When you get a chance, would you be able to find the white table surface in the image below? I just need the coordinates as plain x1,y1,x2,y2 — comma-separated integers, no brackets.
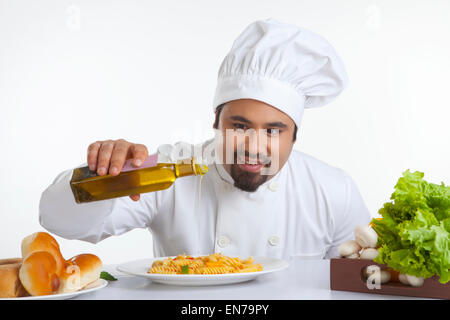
74,258,430,300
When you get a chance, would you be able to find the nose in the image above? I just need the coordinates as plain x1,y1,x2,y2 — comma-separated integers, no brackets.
245,129,270,163
245,129,259,157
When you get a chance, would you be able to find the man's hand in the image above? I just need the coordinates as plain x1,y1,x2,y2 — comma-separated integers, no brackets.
87,139,149,201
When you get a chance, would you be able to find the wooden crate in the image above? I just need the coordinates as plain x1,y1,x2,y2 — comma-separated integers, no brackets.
330,258,450,299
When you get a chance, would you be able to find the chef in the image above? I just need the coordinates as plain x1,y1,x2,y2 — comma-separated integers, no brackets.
39,19,371,260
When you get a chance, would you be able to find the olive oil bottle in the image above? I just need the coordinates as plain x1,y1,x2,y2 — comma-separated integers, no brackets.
70,157,208,203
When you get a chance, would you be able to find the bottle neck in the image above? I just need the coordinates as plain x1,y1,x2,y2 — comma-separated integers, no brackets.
175,160,209,177
175,163,196,177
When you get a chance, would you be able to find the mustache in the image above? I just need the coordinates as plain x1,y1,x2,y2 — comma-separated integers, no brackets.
233,150,272,166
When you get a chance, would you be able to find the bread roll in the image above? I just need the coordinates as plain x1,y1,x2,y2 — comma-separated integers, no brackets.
21,232,65,275
19,251,61,296
57,254,102,294
0,258,29,298
19,232,103,296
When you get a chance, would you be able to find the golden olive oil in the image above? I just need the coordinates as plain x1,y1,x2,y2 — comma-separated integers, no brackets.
70,158,208,203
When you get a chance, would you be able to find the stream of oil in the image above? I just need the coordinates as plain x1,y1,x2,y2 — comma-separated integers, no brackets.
196,174,203,255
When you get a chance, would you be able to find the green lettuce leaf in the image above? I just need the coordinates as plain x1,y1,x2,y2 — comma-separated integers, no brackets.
372,170,450,284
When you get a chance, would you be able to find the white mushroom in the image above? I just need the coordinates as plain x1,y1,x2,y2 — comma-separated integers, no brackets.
398,273,424,287
363,266,391,285
338,240,362,257
345,253,360,259
380,270,391,284
398,273,410,285
354,225,378,248
405,274,424,287
360,248,379,260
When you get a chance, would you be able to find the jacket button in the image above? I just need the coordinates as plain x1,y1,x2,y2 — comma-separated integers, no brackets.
268,235,280,246
217,236,230,248
268,181,278,192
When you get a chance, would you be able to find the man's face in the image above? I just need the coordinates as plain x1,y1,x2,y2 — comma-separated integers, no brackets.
215,99,296,192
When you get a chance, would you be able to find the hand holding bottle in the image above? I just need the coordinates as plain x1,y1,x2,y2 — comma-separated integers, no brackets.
71,141,207,204
86,139,149,201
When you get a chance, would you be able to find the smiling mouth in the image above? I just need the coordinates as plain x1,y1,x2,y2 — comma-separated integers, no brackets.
238,163,264,172
236,156,269,172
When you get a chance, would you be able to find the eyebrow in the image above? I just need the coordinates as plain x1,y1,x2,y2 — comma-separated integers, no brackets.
229,116,288,129
265,121,288,129
229,115,251,123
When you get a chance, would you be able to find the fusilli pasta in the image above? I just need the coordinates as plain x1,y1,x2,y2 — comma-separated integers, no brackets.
147,253,263,275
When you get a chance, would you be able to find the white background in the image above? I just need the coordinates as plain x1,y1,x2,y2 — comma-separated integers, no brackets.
1,0,449,264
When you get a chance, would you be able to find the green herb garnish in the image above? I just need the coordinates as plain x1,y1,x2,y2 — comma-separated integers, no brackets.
100,271,118,281
181,265,190,274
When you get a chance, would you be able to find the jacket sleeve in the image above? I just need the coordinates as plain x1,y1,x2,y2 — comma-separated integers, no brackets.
39,162,157,244
324,174,372,259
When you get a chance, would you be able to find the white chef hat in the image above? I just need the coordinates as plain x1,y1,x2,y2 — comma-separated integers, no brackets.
212,18,349,126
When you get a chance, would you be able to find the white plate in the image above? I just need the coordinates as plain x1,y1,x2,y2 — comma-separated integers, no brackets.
0,279,108,300
116,256,289,286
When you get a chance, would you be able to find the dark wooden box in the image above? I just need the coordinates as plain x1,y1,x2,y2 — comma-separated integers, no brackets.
330,258,450,299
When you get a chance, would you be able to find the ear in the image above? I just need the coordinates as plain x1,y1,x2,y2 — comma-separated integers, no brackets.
292,124,298,142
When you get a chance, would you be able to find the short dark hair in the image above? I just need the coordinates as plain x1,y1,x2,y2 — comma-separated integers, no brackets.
213,103,298,142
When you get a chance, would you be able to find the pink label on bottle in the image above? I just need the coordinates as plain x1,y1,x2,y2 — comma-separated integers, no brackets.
121,153,158,172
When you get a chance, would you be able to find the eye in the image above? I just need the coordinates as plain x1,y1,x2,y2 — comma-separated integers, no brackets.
266,128,280,136
233,123,248,130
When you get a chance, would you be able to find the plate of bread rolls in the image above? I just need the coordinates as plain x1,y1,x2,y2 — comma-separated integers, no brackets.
0,232,107,300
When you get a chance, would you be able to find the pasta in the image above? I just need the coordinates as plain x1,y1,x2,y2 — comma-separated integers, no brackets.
147,253,263,275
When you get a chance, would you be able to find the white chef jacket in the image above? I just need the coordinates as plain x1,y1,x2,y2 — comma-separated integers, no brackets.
39,141,371,261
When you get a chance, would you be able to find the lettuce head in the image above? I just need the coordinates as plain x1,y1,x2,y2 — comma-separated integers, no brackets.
371,170,450,284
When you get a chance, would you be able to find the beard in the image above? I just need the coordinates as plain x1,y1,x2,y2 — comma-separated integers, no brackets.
229,151,271,192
